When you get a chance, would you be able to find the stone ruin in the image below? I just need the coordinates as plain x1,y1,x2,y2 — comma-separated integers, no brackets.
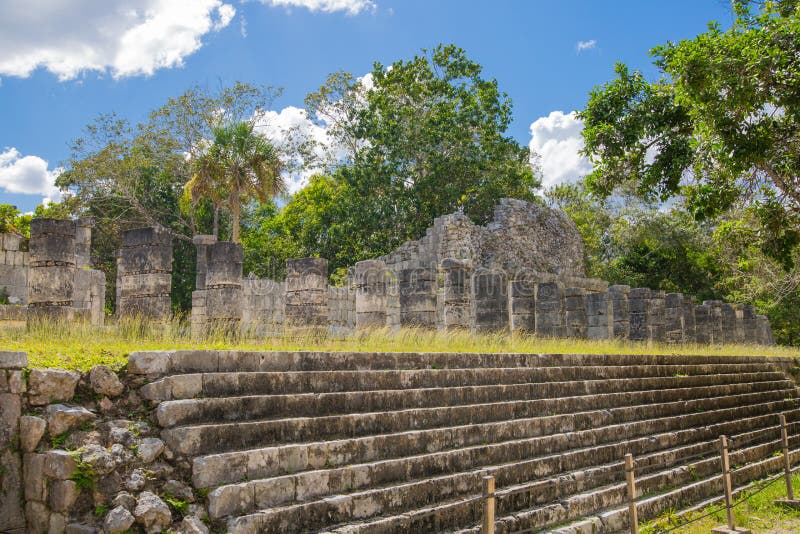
0,219,105,325
0,200,777,344
185,198,774,345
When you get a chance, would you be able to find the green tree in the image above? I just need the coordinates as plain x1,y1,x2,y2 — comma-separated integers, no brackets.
0,204,30,236
294,44,539,268
186,121,284,242
580,0,800,266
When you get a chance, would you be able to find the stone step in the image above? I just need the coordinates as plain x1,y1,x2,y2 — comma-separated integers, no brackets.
227,422,800,533
142,363,784,401
156,375,791,427
479,438,800,534
209,408,799,521
203,399,797,520
129,350,794,377
192,395,795,489
165,388,794,458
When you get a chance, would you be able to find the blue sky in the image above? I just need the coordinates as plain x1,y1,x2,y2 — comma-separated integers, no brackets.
0,0,733,212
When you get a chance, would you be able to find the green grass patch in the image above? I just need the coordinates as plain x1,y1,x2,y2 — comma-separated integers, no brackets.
643,473,800,533
1,317,798,371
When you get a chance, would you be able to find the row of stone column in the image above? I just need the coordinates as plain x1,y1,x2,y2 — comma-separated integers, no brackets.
352,258,774,344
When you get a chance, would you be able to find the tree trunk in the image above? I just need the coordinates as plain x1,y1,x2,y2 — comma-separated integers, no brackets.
213,205,219,238
231,187,241,243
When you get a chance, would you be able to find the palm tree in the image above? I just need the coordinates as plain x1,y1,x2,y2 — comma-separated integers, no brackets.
186,121,284,242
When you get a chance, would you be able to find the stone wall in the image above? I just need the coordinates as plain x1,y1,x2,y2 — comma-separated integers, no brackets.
0,233,28,305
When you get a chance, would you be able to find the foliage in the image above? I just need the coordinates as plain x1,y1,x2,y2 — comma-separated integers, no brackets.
186,121,284,242
294,44,540,271
0,204,31,237
50,82,279,312
580,0,800,266
546,180,800,344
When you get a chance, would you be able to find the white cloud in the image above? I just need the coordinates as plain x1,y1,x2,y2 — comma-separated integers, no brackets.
0,0,235,80
254,106,342,193
258,0,376,15
576,39,597,52
529,111,592,189
0,148,62,204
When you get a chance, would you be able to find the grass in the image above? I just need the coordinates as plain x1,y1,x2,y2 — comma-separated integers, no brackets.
1,316,798,371
642,473,800,533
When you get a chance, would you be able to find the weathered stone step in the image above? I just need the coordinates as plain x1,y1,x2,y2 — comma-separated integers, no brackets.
164,388,794,457
199,403,785,493
208,407,800,522
228,425,800,533
479,438,800,534
142,363,783,401
192,396,795,490
129,350,796,377
156,375,791,427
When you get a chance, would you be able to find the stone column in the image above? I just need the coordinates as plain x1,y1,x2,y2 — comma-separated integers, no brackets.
535,281,565,338
27,219,76,321
682,296,697,342
741,305,758,343
609,285,630,339
704,300,723,343
441,259,472,330
74,218,93,269
508,277,535,333
695,303,711,344
564,287,587,339
0,352,26,533
193,235,218,291
355,260,388,329
205,242,243,334
628,288,650,341
472,269,509,332
398,266,437,327
756,315,775,345
664,293,685,343
720,303,737,344
648,290,666,342
586,291,613,340
117,227,173,320
285,258,329,331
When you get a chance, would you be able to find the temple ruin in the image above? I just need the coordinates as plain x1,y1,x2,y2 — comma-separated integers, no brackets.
0,200,777,344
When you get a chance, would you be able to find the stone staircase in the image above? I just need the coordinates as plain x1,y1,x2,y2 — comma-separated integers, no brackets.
128,351,800,533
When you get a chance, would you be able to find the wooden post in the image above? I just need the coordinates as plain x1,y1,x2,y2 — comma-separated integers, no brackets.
482,475,495,534
625,453,639,534
781,414,794,500
720,435,735,530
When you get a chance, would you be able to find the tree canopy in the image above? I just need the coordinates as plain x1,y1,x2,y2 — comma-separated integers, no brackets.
580,0,800,267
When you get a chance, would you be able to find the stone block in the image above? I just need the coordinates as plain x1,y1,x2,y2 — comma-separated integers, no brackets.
206,242,243,287
122,227,172,248
119,272,171,297
119,246,173,273
27,265,75,305
44,450,77,480
49,480,78,512
0,351,27,369
47,404,95,436
24,453,47,502
25,501,49,534
206,287,243,320
20,415,47,452
28,369,80,406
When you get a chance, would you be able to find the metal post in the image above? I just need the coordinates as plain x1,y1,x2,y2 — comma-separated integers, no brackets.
781,414,794,500
720,435,735,530
625,453,639,534
482,475,495,534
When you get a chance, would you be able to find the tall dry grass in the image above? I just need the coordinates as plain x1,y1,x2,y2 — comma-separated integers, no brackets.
1,315,798,371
